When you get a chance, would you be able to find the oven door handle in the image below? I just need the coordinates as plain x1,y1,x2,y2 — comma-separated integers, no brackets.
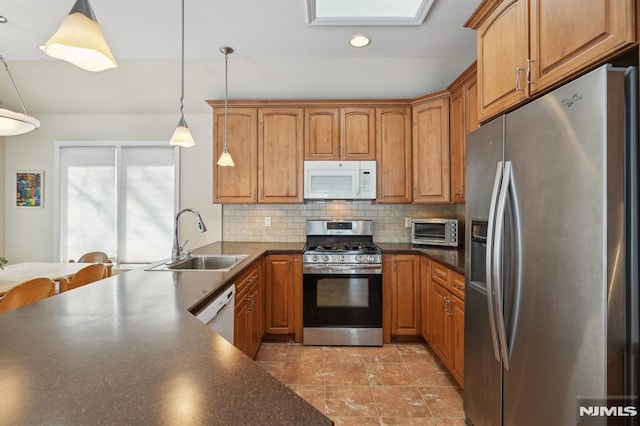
303,264,382,274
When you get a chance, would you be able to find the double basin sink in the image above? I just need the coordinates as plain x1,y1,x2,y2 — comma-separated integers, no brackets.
146,254,248,272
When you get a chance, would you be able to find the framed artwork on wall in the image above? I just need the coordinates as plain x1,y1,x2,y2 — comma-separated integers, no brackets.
16,171,44,208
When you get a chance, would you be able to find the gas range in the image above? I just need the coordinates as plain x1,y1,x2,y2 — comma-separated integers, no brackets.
302,219,383,346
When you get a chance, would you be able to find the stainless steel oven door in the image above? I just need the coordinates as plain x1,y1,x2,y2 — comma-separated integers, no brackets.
303,269,382,346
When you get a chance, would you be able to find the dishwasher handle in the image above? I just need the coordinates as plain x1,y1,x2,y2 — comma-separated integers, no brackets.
196,284,235,324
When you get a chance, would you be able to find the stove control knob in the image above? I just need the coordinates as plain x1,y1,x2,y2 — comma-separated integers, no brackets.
367,255,374,262
323,255,331,262
339,255,345,262
356,255,363,262
312,255,318,262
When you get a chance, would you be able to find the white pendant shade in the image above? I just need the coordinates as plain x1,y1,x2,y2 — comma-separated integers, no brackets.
0,109,40,136
42,1,117,72
216,149,235,167
170,120,195,148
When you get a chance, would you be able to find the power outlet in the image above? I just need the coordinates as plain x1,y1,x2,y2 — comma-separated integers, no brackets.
265,216,272,227
405,217,412,228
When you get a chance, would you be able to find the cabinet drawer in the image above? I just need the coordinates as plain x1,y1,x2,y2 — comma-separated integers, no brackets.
235,264,259,298
450,271,465,301
431,262,450,287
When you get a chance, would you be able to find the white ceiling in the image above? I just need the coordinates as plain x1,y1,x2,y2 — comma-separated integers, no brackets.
0,0,481,115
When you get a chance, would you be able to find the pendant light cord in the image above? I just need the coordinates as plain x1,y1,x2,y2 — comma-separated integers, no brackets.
179,0,185,120
224,50,229,151
0,54,30,115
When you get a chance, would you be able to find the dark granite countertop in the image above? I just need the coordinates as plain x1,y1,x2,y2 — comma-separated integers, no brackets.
0,241,331,425
376,243,465,274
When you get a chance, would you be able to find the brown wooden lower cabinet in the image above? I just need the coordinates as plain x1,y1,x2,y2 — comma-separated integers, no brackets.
430,282,452,365
265,254,301,337
234,258,265,359
387,254,421,336
420,257,432,342
451,294,465,386
429,267,465,387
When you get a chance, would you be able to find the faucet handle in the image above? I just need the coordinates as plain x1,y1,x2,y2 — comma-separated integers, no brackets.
179,239,189,251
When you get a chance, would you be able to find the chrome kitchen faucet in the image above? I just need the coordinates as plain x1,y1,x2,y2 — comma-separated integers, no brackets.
171,208,207,263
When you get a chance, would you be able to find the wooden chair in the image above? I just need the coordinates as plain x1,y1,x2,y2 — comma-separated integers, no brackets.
69,251,113,277
0,278,56,313
59,264,107,293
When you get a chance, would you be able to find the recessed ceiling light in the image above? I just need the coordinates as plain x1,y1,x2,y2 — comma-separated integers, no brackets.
349,35,371,48
0,16,8,24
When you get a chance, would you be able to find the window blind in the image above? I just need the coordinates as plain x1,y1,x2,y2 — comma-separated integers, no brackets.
59,144,177,265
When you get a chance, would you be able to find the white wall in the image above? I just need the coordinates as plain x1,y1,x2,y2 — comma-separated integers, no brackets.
0,136,4,256
3,113,221,263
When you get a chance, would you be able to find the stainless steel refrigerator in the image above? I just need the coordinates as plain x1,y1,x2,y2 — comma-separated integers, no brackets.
464,64,639,426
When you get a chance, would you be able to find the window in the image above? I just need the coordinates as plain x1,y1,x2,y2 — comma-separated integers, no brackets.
56,142,179,266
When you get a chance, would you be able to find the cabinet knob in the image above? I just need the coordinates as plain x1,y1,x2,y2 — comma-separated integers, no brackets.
453,283,464,291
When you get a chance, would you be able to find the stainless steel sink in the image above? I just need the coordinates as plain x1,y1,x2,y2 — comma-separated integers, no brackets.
146,255,248,271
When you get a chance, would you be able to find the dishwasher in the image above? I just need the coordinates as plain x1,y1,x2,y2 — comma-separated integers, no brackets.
195,284,235,344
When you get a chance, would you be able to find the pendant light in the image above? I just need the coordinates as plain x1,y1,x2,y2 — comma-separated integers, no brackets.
0,54,40,136
169,0,195,148
42,0,117,72
216,46,234,167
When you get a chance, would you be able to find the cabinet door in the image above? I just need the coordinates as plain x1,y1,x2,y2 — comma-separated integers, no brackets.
376,107,412,203
247,279,261,358
213,108,258,203
451,296,465,386
258,108,304,203
304,108,340,160
265,255,295,334
529,0,635,94
477,0,529,122
450,87,466,204
391,255,421,336
412,96,450,203
341,107,376,160
430,283,451,366
234,293,250,356
255,258,265,344
465,73,479,133
420,257,432,343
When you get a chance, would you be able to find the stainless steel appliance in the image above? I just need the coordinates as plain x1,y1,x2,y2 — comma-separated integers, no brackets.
195,284,235,344
303,219,383,346
411,218,461,247
304,161,377,200
464,64,639,425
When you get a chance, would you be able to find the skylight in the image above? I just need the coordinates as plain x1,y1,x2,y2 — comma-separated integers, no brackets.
306,0,435,26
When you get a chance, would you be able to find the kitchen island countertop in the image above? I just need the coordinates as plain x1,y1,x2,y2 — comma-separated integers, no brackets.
0,241,331,425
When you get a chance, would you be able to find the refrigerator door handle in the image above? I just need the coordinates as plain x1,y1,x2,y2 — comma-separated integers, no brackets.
494,160,512,371
486,161,503,362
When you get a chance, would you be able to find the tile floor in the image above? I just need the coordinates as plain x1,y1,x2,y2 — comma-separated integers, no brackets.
255,341,465,425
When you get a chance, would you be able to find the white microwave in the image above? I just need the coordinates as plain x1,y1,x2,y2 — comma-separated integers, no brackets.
304,161,376,200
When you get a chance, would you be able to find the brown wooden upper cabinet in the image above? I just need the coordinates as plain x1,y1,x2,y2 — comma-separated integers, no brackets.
304,107,375,160
468,0,636,122
213,108,258,203
258,108,304,203
412,94,451,203
212,106,303,203
448,63,478,204
376,107,412,203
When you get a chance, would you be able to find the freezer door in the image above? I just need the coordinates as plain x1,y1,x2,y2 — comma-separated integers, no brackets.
502,65,626,425
464,116,504,426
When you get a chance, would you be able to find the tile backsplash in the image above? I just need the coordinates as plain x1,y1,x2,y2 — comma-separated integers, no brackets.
222,202,464,243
